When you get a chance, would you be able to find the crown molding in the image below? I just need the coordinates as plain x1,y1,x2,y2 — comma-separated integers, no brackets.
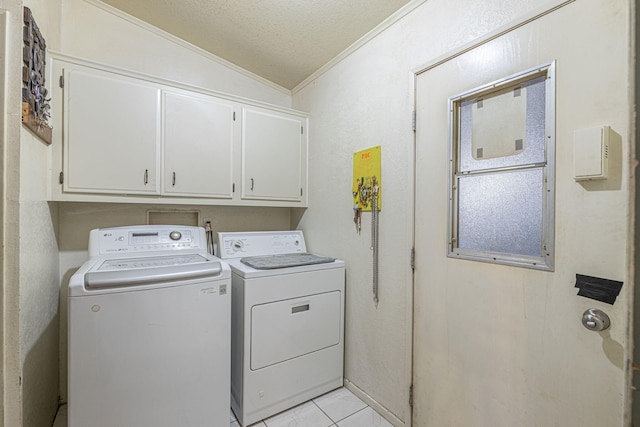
292,0,428,94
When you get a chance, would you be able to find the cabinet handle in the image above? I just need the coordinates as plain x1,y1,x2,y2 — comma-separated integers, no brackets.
250,178,254,191
144,169,148,185
172,172,176,187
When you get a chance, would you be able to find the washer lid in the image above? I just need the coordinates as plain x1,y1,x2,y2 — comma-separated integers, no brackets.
85,255,223,290
97,254,209,271
68,253,229,295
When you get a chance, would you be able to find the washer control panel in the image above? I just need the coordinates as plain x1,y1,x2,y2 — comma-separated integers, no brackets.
89,225,203,256
217,231,306,259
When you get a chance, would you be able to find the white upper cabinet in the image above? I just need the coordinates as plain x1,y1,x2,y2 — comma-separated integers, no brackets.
242,107,307,202
51,56,308,207
162,91,235,198
64,68,161,194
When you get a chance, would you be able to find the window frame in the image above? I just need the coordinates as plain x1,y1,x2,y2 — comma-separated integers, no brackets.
447,62,556,271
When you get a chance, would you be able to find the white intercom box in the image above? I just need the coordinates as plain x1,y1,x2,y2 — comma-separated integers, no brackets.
573,125,610,181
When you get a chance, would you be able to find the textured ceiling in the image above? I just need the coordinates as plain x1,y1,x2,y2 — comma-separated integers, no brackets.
99,0,412,90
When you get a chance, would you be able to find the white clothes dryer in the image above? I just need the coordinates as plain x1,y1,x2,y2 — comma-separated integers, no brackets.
217,231,345,427
68,225,231,427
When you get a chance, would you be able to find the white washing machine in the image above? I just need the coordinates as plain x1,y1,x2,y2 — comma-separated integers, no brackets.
68,225,231,427
217,230,345,426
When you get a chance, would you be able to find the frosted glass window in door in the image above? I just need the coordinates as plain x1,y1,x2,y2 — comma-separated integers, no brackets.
456,169,543,257
448,64,555,270
459,76,546,172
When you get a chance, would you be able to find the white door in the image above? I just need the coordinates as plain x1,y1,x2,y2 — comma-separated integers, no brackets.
241,107,305,202
414,2,632,426
163,91,234,198
64,67,160,194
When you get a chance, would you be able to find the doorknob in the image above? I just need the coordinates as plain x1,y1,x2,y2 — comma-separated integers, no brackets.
581,308,611,331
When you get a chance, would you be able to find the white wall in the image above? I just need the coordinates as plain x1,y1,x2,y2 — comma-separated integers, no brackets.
0,2,24,425
19,131,60,427
634,1,640,422
291,0,624,424
8,0,63,426
59,0,291,107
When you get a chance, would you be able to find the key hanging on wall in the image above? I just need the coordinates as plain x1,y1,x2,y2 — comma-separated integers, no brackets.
352,146,382,306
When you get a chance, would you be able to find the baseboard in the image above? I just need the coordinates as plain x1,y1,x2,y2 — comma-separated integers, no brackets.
343,379,408,427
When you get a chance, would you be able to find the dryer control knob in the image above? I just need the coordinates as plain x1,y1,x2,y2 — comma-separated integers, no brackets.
169,231,182,241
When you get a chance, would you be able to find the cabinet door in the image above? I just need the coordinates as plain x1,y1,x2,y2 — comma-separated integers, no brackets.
64,68,160,194
163,91,234,198
242,108,305,202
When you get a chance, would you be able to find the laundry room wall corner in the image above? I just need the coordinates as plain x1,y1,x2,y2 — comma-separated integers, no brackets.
17,0,63,426
1,2,24,425
292,0,577,425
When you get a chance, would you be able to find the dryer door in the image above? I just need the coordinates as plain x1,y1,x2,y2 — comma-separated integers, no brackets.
251,290,341,370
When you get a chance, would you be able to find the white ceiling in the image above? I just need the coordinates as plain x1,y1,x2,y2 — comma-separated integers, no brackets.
98,0,413,90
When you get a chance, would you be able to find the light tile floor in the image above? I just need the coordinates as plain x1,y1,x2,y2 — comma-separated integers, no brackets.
53,387,393,427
